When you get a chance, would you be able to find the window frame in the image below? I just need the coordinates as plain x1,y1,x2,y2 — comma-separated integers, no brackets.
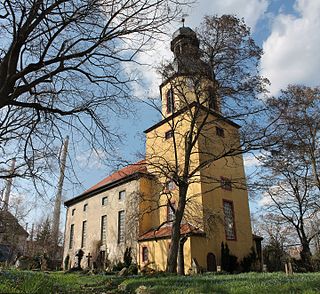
166,88,174,114
118,210,125,243
101,215,107,245
119,190,126,201
83,203,88,212
102,196,108,206
221,177,232,191
81,220,87,248
142,246,149,262
69,224,74,249
71,208,75,216
216,126,225,137
208,86,218,111
223,200,237,241
165,130,173,140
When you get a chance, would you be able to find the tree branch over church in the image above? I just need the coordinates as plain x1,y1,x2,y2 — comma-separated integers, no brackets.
0,0,186,183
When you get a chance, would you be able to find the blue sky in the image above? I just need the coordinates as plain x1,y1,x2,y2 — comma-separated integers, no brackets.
8,0,320,226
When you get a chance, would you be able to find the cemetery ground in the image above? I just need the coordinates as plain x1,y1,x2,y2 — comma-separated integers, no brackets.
0,270,320,293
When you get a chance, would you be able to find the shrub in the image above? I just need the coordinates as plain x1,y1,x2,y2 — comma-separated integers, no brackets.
311,253,320,271
64,255,70,271
128,263,138,275
241,247,257,272
112,261,125,272
263,241,287,272
221,242,238,273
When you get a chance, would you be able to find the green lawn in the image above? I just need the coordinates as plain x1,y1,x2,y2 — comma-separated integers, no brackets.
0,270,319,293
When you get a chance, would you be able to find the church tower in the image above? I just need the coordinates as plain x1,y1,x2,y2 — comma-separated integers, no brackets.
160,27,220,120
140,27,255,272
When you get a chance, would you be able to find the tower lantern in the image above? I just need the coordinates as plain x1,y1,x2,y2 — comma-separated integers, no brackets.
169,27,211,79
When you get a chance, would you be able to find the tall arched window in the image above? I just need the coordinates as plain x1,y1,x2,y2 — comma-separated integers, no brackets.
166,88,174,114
208,86,218,111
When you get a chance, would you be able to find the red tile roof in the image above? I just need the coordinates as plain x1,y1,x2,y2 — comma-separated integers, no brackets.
65,160,148,207
138,223,205,241
84,160,147,194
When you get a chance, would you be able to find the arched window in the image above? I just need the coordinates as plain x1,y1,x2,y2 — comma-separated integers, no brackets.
208,86,218,111
166,88,174,114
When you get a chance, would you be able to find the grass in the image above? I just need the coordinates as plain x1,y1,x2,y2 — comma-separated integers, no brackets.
0,270,319,293
0,270,124,294
122,272,320,294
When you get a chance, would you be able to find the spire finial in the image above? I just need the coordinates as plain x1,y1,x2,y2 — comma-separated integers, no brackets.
181,14,189,28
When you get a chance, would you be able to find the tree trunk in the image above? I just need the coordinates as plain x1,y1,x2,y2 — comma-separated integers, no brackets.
178,236,187,275
166,185,188,273
300,241,313,271
166,219,180,273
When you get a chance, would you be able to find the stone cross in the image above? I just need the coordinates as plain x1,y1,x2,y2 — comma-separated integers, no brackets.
86,252,92,269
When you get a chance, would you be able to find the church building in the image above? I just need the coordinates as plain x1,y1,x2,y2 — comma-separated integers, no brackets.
63,26,260,272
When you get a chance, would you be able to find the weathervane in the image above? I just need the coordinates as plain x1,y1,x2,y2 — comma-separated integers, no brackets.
181,14,189,27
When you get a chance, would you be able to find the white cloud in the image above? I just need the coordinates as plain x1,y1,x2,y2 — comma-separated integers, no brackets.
261,0,320,95
243,153,261,168
258,185,282,207
186,0,269,31
128,35,172,99
258,191,273,207
76,148,108,170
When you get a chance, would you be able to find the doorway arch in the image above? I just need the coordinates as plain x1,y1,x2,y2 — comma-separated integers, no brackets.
207,252,216,272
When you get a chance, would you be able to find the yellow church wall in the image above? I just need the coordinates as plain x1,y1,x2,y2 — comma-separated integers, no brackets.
196,114,253,264
138,238,192,273
145,111,200,170
145,111,204,228
190,236,220,270
139,177,160,234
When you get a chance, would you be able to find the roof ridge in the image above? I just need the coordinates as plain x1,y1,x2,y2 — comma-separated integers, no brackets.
83,159,146,194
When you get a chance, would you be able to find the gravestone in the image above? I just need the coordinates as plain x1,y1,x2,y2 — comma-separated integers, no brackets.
191,258,200,274
285,262,293,275
262,264,267,272
86,252,92,269
75,249,84,269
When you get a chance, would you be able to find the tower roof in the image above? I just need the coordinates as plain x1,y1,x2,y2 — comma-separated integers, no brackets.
172,26,197,42
170,26,199,54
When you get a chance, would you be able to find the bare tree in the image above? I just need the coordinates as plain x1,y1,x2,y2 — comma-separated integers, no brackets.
0,0,186,185
253,213,291,272
0,194,31,262
142,15,269,274
257,85,320,271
